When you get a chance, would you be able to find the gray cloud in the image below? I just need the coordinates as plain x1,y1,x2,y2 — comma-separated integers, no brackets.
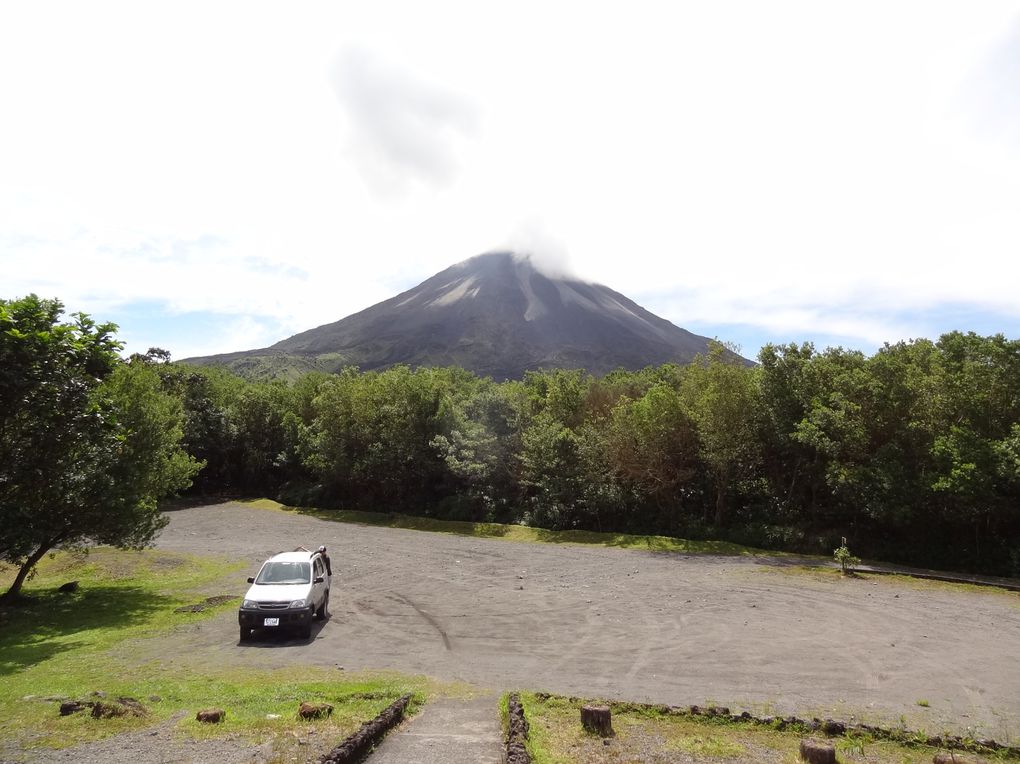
331,47,478,195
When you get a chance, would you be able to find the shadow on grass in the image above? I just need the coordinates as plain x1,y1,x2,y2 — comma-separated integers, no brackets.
0,586,176,676
286,504,763,556
528,528,759,555
295,507,515,540
749,554,831,569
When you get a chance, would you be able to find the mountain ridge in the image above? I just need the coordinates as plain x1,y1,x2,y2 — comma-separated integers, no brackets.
183,251,746,379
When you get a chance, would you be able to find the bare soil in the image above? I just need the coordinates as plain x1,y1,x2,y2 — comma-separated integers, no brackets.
150,502,1020,740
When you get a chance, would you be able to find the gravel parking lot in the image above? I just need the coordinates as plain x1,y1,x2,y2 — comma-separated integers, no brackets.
145,501,1020,740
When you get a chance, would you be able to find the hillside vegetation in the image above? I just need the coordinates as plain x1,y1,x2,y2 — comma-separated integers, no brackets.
154,333,1020,577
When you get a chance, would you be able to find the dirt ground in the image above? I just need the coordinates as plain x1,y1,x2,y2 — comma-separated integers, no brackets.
137,501,1020,743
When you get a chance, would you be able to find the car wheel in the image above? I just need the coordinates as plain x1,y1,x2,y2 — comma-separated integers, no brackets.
315,592,329,620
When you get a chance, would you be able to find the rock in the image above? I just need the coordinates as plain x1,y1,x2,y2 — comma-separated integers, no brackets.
115,697,148,715
707,706,730,717
506,693,531,764
320,694,412,764
196,708,226,723
821,719,845,736
91,701,130,719
933,753,988,764
298,702,334,720
799,738,836,764
58,581,79,593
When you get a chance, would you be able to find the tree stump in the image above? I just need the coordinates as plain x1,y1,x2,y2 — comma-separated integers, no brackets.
799,738,836,764
580,705,613,736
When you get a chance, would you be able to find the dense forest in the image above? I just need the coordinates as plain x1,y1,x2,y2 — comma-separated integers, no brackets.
140,333,1020,577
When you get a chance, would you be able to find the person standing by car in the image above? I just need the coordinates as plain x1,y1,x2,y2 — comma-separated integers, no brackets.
318,545,332,576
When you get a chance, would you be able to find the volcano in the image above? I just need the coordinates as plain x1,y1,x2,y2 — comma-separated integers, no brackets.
184,252,742,379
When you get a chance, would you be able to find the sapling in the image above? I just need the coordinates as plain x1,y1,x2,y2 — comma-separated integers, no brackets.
833,537,860,576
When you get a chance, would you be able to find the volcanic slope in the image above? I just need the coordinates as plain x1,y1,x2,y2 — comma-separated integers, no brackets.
185,251,740,380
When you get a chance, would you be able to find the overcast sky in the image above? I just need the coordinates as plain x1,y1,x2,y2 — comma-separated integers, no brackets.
2,1,1019,361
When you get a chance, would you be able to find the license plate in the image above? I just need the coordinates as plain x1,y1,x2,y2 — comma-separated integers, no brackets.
263,617,280,626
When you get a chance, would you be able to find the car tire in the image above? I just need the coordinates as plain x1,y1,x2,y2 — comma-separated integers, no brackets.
315,592,329,620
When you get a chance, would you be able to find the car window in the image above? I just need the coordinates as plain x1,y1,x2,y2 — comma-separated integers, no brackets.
314,559,323,577
255,561,311,585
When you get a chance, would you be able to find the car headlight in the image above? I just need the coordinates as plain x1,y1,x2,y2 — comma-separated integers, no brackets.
242,599,259,609
289,599,308,609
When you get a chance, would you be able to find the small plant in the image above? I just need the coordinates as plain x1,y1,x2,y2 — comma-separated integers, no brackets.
837,733,867,757
916,699,930,707
833,537,860,576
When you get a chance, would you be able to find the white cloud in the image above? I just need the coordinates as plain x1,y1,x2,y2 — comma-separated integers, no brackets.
330,46,479,196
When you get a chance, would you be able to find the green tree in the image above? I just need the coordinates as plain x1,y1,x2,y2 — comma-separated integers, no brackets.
431,380,529,519
682,342,760,525
304,366,457,507
604,383,701,516
0,297,199,602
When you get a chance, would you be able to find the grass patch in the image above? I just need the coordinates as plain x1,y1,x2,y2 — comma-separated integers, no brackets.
0,548,242,677
752,563,1020,600
0,548,426,755
516,693,969,763
239,498,771,557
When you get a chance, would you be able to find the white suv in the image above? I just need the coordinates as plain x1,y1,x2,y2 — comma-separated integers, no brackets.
238,549,330,641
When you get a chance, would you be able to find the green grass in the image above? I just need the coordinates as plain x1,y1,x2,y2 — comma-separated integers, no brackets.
515,693,980,763
239,498,772,557
753,563,1020,600
0,548,426,754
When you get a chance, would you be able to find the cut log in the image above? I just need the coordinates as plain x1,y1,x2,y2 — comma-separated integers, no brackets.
580,705,613,736
799,738,836,764
299,702,334,720
196,708,225,723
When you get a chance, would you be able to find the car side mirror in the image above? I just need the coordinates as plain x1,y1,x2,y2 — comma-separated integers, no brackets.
314,576,324,584
247,577,254,584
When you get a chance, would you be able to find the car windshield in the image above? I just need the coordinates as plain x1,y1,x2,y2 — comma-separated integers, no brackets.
255,561,311,585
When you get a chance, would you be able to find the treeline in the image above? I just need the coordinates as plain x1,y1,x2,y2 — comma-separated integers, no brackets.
147,333,1020,576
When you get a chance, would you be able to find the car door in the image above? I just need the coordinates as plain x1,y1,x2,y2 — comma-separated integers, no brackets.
312,557,325,605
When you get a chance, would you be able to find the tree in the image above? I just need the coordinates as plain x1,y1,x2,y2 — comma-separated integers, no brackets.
604,384,701,515
682,342,760,525
303,366,457,507
0,297,200,602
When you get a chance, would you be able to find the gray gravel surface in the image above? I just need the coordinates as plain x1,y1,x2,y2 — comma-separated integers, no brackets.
8,501,1020,762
